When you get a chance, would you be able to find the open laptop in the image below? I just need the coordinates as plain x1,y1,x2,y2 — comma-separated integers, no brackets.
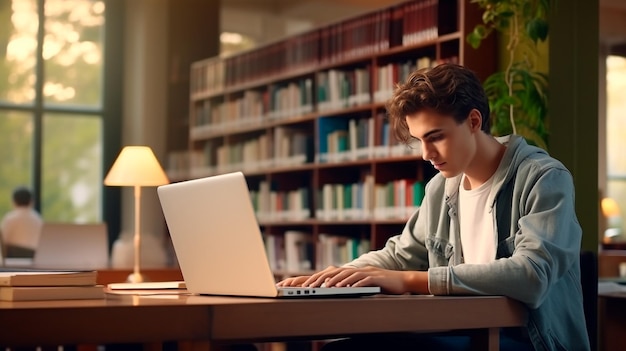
33,222,109,269
157,171,380,298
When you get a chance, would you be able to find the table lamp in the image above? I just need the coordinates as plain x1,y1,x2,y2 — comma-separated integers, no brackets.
104,146,170,283
601,197,623,244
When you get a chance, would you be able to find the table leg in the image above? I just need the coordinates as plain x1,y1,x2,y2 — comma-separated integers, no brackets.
469,328,500,351
600,296,626,351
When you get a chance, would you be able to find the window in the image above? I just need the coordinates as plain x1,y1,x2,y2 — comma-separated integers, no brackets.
605,55,626,236
0,0,115,224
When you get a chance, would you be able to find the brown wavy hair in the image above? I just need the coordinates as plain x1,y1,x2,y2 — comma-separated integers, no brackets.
385,63,490,144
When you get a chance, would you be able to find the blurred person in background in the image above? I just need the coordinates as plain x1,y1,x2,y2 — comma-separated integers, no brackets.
1,186,43,258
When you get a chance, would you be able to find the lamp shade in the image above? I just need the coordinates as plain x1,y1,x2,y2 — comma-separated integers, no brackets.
602,197,621,218
104,146,170,186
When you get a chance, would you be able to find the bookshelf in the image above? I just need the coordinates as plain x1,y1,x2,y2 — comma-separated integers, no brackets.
182,0,495,283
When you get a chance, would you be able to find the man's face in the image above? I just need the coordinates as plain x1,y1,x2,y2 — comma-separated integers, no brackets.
405,110,478,178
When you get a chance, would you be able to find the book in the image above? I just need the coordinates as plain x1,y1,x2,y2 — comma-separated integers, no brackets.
0,269,98,287
107,281,187,290
284,231,313,273
0,285,105,301
105,281,188,297
104,288,190,297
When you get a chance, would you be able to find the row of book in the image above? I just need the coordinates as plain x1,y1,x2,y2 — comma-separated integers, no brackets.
402,0,439,46
191,60,439,135
190,56,459,144
182,114,422,176
223,31,320,90
166,150,193,181
187,131,311,178
374,56,433,103
191,58,460,145
183,146,421,181
317,114,423,164
244,176,425,223
190,0,449,95
317,68,371,112
191,78,315,132
264,231,371,274
251,184,311,223
373,178,425,219
191,56,224,98
316,176,425,221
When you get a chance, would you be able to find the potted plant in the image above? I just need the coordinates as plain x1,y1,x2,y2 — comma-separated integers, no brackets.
466,0,550,149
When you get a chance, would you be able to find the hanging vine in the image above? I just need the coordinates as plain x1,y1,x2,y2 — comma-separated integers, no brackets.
467,0,551,149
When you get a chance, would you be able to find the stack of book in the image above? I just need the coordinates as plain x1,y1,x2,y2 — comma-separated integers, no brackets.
0,269,104,301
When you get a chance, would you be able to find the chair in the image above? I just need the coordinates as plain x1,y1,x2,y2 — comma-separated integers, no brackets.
33,222,109,269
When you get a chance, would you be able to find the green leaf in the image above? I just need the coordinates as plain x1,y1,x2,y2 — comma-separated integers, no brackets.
498,10,515,18
482,10,495,24
466,32,482,49
468,1,551,149
474,24,488,37
467,24,494,48
496,17,510,30
526,18,549,43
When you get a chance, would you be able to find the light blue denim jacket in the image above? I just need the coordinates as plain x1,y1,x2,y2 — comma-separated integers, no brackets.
346,135,590,351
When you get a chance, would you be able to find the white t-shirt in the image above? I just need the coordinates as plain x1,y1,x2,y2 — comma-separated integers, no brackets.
0,207,43,250
458,174,496,264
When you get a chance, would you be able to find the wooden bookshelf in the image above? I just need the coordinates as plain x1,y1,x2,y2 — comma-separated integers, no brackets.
181,1,495,349
183,0,495,284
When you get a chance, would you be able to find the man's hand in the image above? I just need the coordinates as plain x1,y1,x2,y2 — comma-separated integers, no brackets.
276,274,311,287
277,266,429,295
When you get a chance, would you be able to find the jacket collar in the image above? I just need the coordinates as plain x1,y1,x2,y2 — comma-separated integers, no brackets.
443,134,527,209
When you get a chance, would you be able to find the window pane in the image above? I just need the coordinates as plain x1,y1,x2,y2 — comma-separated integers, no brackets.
607,56,626,175
42,113,102,223
0,0,38,104
43,0,104,107
607,180,626,235
606,55,626,236
0,110,34,217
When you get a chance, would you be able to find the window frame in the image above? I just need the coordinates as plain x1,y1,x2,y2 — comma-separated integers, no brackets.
0,0,123,246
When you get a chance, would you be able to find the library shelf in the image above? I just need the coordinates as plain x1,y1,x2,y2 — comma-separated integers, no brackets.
173,5,498,348
177,1,496,292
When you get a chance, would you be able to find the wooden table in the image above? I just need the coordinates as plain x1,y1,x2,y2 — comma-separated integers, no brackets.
599,290,626,351
0,293,526,351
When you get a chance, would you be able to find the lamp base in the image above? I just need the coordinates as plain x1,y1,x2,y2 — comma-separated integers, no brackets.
126,272,148,283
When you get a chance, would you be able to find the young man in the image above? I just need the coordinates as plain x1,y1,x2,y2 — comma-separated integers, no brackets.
1,186,43,258
278,63,590,350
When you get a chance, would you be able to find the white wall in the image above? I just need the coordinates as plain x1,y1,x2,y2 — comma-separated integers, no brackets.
221,6,313,46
